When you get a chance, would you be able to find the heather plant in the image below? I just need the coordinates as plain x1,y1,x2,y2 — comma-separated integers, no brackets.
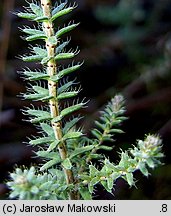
7,0,164,200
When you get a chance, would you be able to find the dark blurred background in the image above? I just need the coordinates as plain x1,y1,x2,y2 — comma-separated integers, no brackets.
0,0,171,199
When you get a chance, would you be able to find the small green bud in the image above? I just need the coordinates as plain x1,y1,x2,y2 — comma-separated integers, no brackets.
144,135,162,148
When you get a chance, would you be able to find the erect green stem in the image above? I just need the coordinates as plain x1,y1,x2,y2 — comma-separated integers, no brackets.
40,0,76,200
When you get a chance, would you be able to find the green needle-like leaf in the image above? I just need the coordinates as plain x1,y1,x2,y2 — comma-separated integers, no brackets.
51,7,74,22
56,23,79,38
62,158,72,170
